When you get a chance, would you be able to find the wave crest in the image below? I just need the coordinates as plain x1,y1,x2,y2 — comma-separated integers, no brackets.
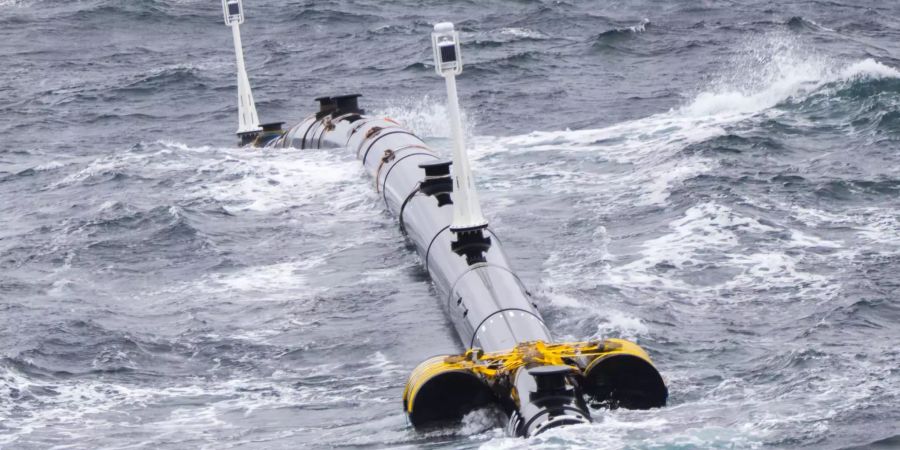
680,31,899,118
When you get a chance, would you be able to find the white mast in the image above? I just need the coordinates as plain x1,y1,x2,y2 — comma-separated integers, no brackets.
223,0,261,135
432,22,488,231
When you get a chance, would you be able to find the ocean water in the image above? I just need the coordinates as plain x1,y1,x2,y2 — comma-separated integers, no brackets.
1,1,899,448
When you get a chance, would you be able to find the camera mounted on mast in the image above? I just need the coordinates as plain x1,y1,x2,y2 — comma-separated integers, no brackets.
222,0,244,25
432,23,463,76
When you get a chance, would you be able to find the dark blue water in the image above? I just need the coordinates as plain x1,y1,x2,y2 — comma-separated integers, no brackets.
2,1,899,448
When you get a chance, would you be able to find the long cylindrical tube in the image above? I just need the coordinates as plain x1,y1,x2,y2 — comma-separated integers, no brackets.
268,97,665,437
272,104,551,352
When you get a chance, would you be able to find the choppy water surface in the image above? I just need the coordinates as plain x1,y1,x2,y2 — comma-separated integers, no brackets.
2,1,899,448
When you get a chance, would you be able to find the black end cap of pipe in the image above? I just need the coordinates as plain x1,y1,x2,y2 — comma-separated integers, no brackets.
583,354,668,409
407,371,495,429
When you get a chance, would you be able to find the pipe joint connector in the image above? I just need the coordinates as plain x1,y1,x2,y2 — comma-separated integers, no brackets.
450,225,492,265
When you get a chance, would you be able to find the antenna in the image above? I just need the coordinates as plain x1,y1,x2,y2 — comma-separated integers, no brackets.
223,0,261,135
432,22,491,265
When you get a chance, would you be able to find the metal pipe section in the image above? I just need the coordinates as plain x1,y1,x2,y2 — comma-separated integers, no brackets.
267,95,666,437
269,96,598,436
271,96,552,353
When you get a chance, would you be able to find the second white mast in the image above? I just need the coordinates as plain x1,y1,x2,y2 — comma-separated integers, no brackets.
224,0,261,135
